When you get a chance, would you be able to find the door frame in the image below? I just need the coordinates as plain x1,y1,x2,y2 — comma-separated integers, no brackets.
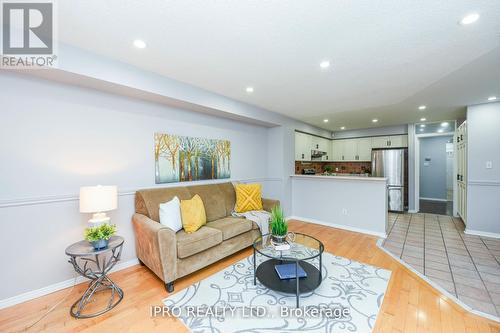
413,130,457,216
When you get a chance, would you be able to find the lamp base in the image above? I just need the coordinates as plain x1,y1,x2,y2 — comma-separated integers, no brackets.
88,212,110,227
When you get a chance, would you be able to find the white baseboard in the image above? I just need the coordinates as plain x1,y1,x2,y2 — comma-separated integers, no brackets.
464,229,500,239
287,216,386,238
0,258,139,310
419,197,449,202
407,209,418,213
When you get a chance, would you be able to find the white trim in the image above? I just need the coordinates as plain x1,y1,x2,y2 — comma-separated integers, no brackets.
407,209,418,213
468,180,500,186
464,229,500,239
419,197,449,202
0,177,282,208
376,239,500,323
0,258,139,310
287,215,387,238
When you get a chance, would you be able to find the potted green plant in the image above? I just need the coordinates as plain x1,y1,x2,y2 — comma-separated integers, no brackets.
270,206,288,244
323,165,333,174
84,223,117,250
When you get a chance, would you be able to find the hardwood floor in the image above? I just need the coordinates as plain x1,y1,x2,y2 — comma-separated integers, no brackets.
1,220,500,333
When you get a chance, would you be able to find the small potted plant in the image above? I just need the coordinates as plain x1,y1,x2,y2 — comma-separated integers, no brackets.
270,206,288,244
323,165,333,175
84,223,117,250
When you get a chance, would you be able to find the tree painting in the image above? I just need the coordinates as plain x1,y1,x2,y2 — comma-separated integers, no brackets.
154,133,231,183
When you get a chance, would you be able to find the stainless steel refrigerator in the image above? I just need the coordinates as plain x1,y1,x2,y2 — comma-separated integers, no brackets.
372,149,405,212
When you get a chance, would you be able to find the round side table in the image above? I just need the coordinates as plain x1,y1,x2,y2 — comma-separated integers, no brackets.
65,236,124,318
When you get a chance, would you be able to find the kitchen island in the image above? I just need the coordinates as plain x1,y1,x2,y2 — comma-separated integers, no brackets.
290,174,388,237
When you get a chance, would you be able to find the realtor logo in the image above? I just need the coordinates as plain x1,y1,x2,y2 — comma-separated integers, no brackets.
1,0,57,68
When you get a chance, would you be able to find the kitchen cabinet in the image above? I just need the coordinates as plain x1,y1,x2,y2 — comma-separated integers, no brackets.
295,131,407,162
331,138,372,162
371,135,408,148
295,132,311,161
356,138,372,161
331,140,344,161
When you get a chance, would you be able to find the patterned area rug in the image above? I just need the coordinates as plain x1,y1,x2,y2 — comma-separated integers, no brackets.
163,251,391,333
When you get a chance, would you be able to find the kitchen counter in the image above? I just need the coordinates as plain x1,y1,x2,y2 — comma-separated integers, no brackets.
291,174,387,182
290,174,388,237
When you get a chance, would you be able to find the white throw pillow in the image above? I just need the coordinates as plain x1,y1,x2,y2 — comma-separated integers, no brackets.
159,196,182,232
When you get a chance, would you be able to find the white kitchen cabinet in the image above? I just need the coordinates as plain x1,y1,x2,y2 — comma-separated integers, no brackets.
295,132,311,161
356,138,372,161
342,139,357,161
295,131,406,162
371,135,408,148
310,136,329,151
331,140,344,161
389,135,407,147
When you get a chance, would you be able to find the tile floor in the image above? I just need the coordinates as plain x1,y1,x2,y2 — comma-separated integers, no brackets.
383,212,500,318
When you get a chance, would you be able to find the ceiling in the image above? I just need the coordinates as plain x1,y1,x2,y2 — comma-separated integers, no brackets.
58,1,500,131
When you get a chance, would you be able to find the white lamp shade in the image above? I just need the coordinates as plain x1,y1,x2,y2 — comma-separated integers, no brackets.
79,185,118,213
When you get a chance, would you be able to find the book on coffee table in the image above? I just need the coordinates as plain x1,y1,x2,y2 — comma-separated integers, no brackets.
274,263,307,280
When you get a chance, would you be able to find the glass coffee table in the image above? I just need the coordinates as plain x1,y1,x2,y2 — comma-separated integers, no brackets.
253,233,324,307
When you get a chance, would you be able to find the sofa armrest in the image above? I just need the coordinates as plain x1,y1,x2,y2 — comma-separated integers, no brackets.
262,198,280,212
132,213,177,283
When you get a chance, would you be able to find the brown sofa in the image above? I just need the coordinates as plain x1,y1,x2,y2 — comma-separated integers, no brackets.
132,182,279,292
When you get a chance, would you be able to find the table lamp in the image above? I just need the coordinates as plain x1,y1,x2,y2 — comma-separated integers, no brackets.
79,185,118,227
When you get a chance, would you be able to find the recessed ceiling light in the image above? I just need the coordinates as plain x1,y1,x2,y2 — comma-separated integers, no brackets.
437,128,444,133
319,61,330,69
418,105,426,110
340,126,346,130
441,122,449,127
323,119,329,123
420,118,427,122
245,86,254,93
133,39,146,49
372,119,378,123
488,96,497,101
420,124,426,128
460,13,480,25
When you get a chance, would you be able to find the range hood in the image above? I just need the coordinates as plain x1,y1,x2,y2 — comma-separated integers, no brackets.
311,150,327,158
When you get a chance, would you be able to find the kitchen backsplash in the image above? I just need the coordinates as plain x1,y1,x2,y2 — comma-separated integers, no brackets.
295,161,372,174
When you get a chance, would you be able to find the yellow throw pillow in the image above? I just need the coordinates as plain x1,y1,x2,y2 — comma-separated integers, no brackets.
180,194,207,233
235,183,263,213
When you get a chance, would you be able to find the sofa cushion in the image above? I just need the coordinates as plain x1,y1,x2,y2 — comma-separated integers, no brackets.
136,187,192,222
187,184,227,222
180,194,207,233
176,226,222,259
234,183,263,213
206,217,253,240
217,182,237,216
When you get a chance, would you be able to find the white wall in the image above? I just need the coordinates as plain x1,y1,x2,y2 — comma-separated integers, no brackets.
466,102,500,235
290,176,388,237
0,72,275,301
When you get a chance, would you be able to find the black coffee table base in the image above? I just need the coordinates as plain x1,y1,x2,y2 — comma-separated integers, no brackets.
254,258,322,307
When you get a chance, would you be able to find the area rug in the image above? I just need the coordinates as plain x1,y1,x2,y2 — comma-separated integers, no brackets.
163,251,391,333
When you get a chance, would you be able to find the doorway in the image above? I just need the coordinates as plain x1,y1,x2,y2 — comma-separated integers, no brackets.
418,135,454,215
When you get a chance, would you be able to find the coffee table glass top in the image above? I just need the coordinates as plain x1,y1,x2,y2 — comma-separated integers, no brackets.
253,233,324,261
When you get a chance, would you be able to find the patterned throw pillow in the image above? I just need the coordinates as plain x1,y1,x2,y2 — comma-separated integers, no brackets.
234,183,263,213
180,194,207,233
